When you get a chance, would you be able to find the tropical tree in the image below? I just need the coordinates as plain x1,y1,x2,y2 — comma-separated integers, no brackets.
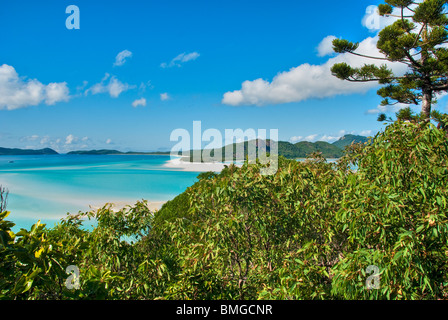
331,0,448,120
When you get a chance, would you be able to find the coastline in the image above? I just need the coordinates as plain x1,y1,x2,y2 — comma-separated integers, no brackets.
163,157,233,172
2,155,228,231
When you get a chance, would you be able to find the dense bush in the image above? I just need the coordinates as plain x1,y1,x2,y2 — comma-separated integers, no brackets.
331,121,448,299
1,121,447,300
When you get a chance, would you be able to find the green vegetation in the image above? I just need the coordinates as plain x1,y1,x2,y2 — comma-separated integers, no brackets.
3,0,448,301
332,134,369,150
0,135,365,158
184,134,369,162
1,120,448,300
284,140,343,159
0,147,58,156
331,0,448,119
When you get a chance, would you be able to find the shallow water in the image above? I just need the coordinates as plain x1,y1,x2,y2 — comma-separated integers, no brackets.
0,155,199,231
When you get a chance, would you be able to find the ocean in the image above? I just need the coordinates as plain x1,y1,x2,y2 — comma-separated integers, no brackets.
0,154,200,232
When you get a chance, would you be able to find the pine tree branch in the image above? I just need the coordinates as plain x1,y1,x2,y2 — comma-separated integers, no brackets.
386,101,405,106
344,76,406,83
405,5,415,14
411,23,426,49
404,50,423,69
431,83,448,91
344,50,413,67
383,14,413,18
344,51,390,61
401,7,412,34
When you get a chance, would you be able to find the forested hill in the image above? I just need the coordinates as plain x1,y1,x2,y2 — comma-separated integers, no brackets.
0,135,369,158
0,147,58,155
272,134,370,158
282,134,370,158
332,134,370,150
184,134,371,161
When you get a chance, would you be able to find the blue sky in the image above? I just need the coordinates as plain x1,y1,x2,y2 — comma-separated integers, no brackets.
1,0,445,152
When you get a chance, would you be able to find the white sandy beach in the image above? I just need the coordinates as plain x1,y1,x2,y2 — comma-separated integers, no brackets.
163,157,233,172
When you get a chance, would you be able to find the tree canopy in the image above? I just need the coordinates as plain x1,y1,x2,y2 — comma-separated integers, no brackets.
1,121,448,300
331,0,448,120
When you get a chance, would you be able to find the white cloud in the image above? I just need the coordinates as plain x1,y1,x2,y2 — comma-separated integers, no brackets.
20,135,40,143
303,134,319,142
65,134,76,145
160,93,170,101
289,136,303,143
45,82,70,105
317,35,337,57
25,134,113,153
337,129,355,137
222,36,407,107
289,129,373,144
290,134,330,143
76,80,89,92
161,52,200,68
178,52,200,62
319,135,341,143
0,64,70,110
85,73,133,98
360,130,373,136
40,136,50,144
366,103,414,115
108,78,131,98
222,3,428,108
132,97,146,107
113,50,133,67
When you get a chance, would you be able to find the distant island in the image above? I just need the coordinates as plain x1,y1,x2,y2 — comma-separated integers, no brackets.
279,134,370,158
0,134,369,158
181,134,371,161
332,134,370,150
0,147,171,156
0,147,59,156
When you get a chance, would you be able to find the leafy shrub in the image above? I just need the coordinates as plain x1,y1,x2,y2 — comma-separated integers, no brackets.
331,121,448,299
1,121,447,300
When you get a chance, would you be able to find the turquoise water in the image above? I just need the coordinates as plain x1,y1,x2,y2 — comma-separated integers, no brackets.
0,155,200,232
